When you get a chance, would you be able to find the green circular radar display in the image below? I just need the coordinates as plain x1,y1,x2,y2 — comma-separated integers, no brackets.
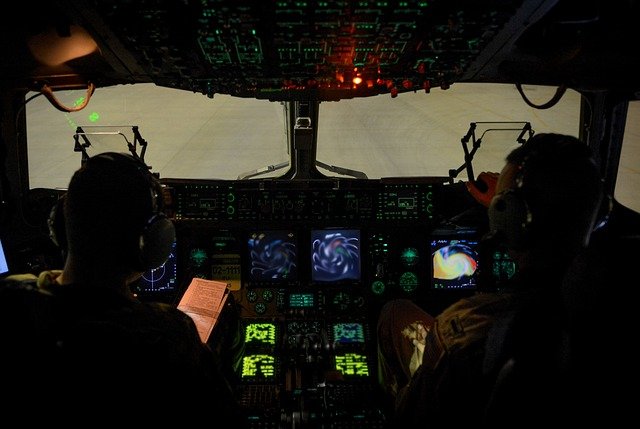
399,272,418,293
400,247,419,266
371,280,386,295
190,248,207,267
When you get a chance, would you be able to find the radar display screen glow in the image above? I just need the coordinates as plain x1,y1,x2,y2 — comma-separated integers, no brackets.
248,230,297,281
334,353,369,377
240,354,277,381
431,237,478,290
311,229,360,282
245,322,277,347
332,322,365,344
136,241,177,293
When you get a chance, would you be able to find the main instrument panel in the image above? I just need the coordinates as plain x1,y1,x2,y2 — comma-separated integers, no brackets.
134,177,487,428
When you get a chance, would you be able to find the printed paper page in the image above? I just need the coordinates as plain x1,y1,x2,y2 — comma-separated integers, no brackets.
177,278,229,342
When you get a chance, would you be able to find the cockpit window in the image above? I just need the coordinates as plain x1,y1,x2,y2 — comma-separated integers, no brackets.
27,82,580,188
26,84,289,188
618,101,640,212
317,83,580,180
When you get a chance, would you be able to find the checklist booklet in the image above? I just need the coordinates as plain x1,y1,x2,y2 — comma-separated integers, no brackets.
177,278,229,343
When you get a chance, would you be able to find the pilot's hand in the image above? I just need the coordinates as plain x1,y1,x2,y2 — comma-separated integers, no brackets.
466,171,499,208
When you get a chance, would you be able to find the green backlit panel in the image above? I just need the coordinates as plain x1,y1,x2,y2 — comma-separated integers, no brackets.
245,322,277,346
240,354,277,380
334,353,369,377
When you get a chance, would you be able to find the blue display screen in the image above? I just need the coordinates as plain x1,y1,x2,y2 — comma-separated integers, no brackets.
136,241,178,293
311,229,361,282
248,230,297,281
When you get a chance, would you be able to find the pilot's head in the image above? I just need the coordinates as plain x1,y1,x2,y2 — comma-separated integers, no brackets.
63,152,175,284
488,133,604,263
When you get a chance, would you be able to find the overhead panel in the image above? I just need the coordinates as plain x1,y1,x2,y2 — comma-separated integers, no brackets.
92,0,524,100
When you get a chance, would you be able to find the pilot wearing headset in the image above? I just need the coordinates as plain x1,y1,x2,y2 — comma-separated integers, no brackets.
1,152,246,426
376,133,605,427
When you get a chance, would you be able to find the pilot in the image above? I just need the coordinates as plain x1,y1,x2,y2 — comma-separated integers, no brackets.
376,133,605,426
0,152,246,426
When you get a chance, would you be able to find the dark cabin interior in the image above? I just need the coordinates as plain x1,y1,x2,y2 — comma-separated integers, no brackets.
1,1,638,427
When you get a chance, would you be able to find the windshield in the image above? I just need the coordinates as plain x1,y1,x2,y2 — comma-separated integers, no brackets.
316,84,579,179
25,82,577,180
25,82,637,212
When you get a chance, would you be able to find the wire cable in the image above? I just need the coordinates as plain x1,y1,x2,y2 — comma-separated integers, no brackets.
516,83,567,110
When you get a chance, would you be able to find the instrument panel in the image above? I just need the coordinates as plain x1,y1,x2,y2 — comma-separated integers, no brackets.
134,176,484,428
164,177,440,222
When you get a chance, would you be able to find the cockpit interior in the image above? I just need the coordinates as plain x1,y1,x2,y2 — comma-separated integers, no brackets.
1,1,639,427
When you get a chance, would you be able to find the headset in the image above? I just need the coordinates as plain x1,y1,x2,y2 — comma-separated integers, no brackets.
487,140,610,251
487,192,530,250
487,164,532,250
48,152,176,272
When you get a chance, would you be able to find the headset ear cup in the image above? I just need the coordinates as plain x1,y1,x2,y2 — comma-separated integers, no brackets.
488,190,531,249
137,214,176,271
48,195,67,253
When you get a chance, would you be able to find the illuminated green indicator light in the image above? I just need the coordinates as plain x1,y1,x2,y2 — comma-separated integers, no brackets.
73,96,85,107
419,2,429,7
88,112,100,122
245,323,277,345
